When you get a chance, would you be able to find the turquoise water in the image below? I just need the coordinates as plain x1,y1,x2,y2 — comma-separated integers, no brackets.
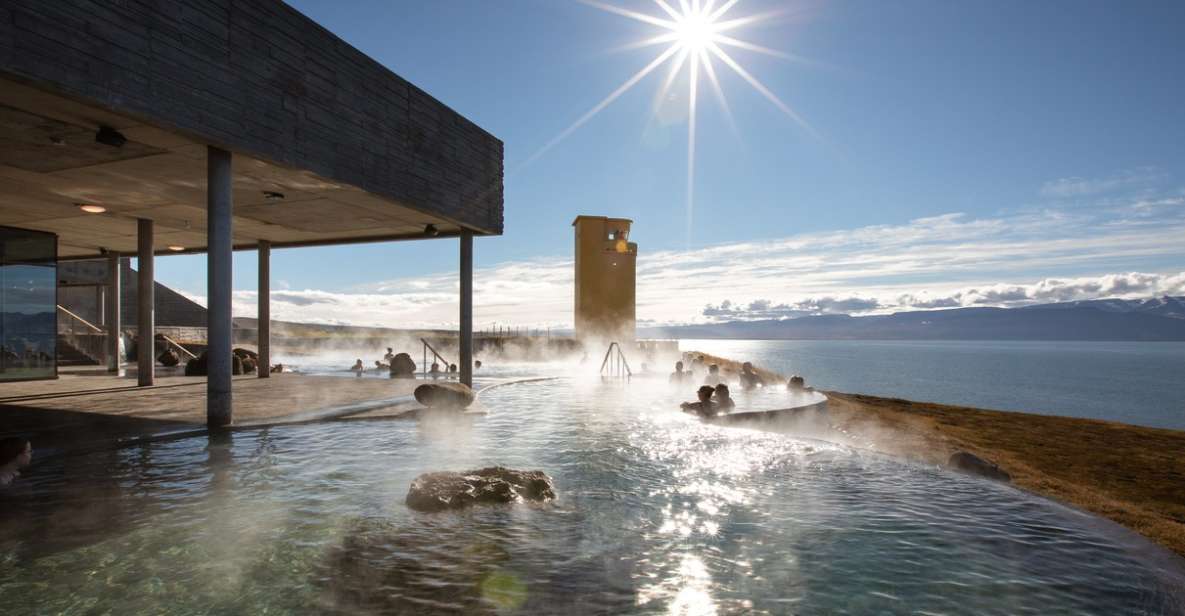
681,340,1185,430
2,377,1182,614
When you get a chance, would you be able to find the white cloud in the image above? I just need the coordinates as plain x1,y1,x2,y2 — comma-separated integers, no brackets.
175,197,1185,328
1039,167,1164,198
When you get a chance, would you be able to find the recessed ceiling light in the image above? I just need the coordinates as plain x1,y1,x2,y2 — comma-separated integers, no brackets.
167,245,185,252
263,191,285,200
77,204,106,214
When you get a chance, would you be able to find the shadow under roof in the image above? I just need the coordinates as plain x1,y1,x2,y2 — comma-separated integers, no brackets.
0,0,504,258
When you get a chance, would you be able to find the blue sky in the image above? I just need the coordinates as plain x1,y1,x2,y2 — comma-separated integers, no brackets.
155,0,1185,327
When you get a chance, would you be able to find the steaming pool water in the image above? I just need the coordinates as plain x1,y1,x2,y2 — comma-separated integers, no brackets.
3,375,1184,614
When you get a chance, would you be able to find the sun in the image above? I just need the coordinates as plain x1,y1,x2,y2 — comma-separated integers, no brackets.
521,0,816,244
674,11,717,52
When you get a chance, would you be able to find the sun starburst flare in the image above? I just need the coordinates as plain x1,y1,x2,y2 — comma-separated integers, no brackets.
519,0,816,245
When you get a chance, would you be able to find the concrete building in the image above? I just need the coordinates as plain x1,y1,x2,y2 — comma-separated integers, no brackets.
0,0,503,425
573,216,636,342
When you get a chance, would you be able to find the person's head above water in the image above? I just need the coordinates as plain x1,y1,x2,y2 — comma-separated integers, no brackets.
788,375,806,389
697,385,715,402
742,362,754,374
715,383,730,398
708,364,719,374
0,437,32,471
675,361,684,372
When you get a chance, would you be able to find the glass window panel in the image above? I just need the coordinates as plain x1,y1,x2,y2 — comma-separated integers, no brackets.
0,226,57,381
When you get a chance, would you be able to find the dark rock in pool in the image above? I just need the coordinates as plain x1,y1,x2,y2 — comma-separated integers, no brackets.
948,451,1011,482
233,347,258,361
405,466,556,512
158,349,180,367
414,382,475,409
184,351,245,376
389,352,417,378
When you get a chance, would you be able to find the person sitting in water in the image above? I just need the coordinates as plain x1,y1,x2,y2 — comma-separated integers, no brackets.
787,375,807,390
374,360,389,371
350,359,364,376
681,386,718,417
739,362,765,390
448,363,458,374
429,362,442,379
702,364,724,387
383,347,394,362
0,437,33,487
474,360,482,369
270,363,284,373
714,384,735,411
669,360,688,383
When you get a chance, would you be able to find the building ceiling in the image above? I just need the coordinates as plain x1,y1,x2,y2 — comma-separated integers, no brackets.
0,78,461,259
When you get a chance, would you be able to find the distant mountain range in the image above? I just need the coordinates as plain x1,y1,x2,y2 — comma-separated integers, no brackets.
637,296,1185,341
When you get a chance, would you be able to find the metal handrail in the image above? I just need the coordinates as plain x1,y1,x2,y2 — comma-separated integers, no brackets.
57,305,103,333
599,341,632,379
420,338,453,375
158,332,198,361
56,305,106,364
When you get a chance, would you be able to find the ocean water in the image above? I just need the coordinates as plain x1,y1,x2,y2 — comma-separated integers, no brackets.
680,340,1185,430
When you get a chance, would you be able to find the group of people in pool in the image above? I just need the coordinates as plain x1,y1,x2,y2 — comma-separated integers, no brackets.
673,356,811,417
350,347,483,378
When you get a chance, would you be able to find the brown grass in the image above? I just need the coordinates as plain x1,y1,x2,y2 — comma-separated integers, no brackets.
691,350,1185,558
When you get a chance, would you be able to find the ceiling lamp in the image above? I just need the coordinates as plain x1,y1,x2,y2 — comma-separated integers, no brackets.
167,245,185,252
263,191,285,200
77,203,106,214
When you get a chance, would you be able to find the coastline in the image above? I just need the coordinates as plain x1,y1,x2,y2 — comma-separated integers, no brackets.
691,351,1185,558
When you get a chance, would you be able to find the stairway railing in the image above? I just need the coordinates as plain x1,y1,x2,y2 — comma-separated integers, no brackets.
599,341,632,380
157,332,198,361
420,338,454,377
56,305,106,364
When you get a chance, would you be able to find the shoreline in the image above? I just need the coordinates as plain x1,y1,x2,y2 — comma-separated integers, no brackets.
689,350,1185,558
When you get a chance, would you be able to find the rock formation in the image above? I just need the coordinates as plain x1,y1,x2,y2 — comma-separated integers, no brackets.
414,382,475,409
185,351,246,376
948,451,1011,482
158,349,180,367
389,352,416,378
405,467,556,512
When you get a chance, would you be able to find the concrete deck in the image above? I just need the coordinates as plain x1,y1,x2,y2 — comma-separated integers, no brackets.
1,372,420,454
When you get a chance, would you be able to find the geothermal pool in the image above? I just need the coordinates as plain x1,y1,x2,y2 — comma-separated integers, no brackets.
2,376,1183,614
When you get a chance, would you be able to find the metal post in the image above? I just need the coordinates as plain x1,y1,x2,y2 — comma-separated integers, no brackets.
207,146,234,427
459,230,473,387
136,220,154,386
257,240,270,378
106,252,121,372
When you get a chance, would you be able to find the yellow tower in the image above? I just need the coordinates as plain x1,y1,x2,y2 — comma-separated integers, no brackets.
573,215,637,342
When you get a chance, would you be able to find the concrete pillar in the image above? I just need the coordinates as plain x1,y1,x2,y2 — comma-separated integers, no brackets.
136,220,154,386
105,251,121,372
207,146,234,427
257,240,270,378
459,230,473,387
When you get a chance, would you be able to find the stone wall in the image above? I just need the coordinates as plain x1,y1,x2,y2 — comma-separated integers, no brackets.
0,0,503,233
